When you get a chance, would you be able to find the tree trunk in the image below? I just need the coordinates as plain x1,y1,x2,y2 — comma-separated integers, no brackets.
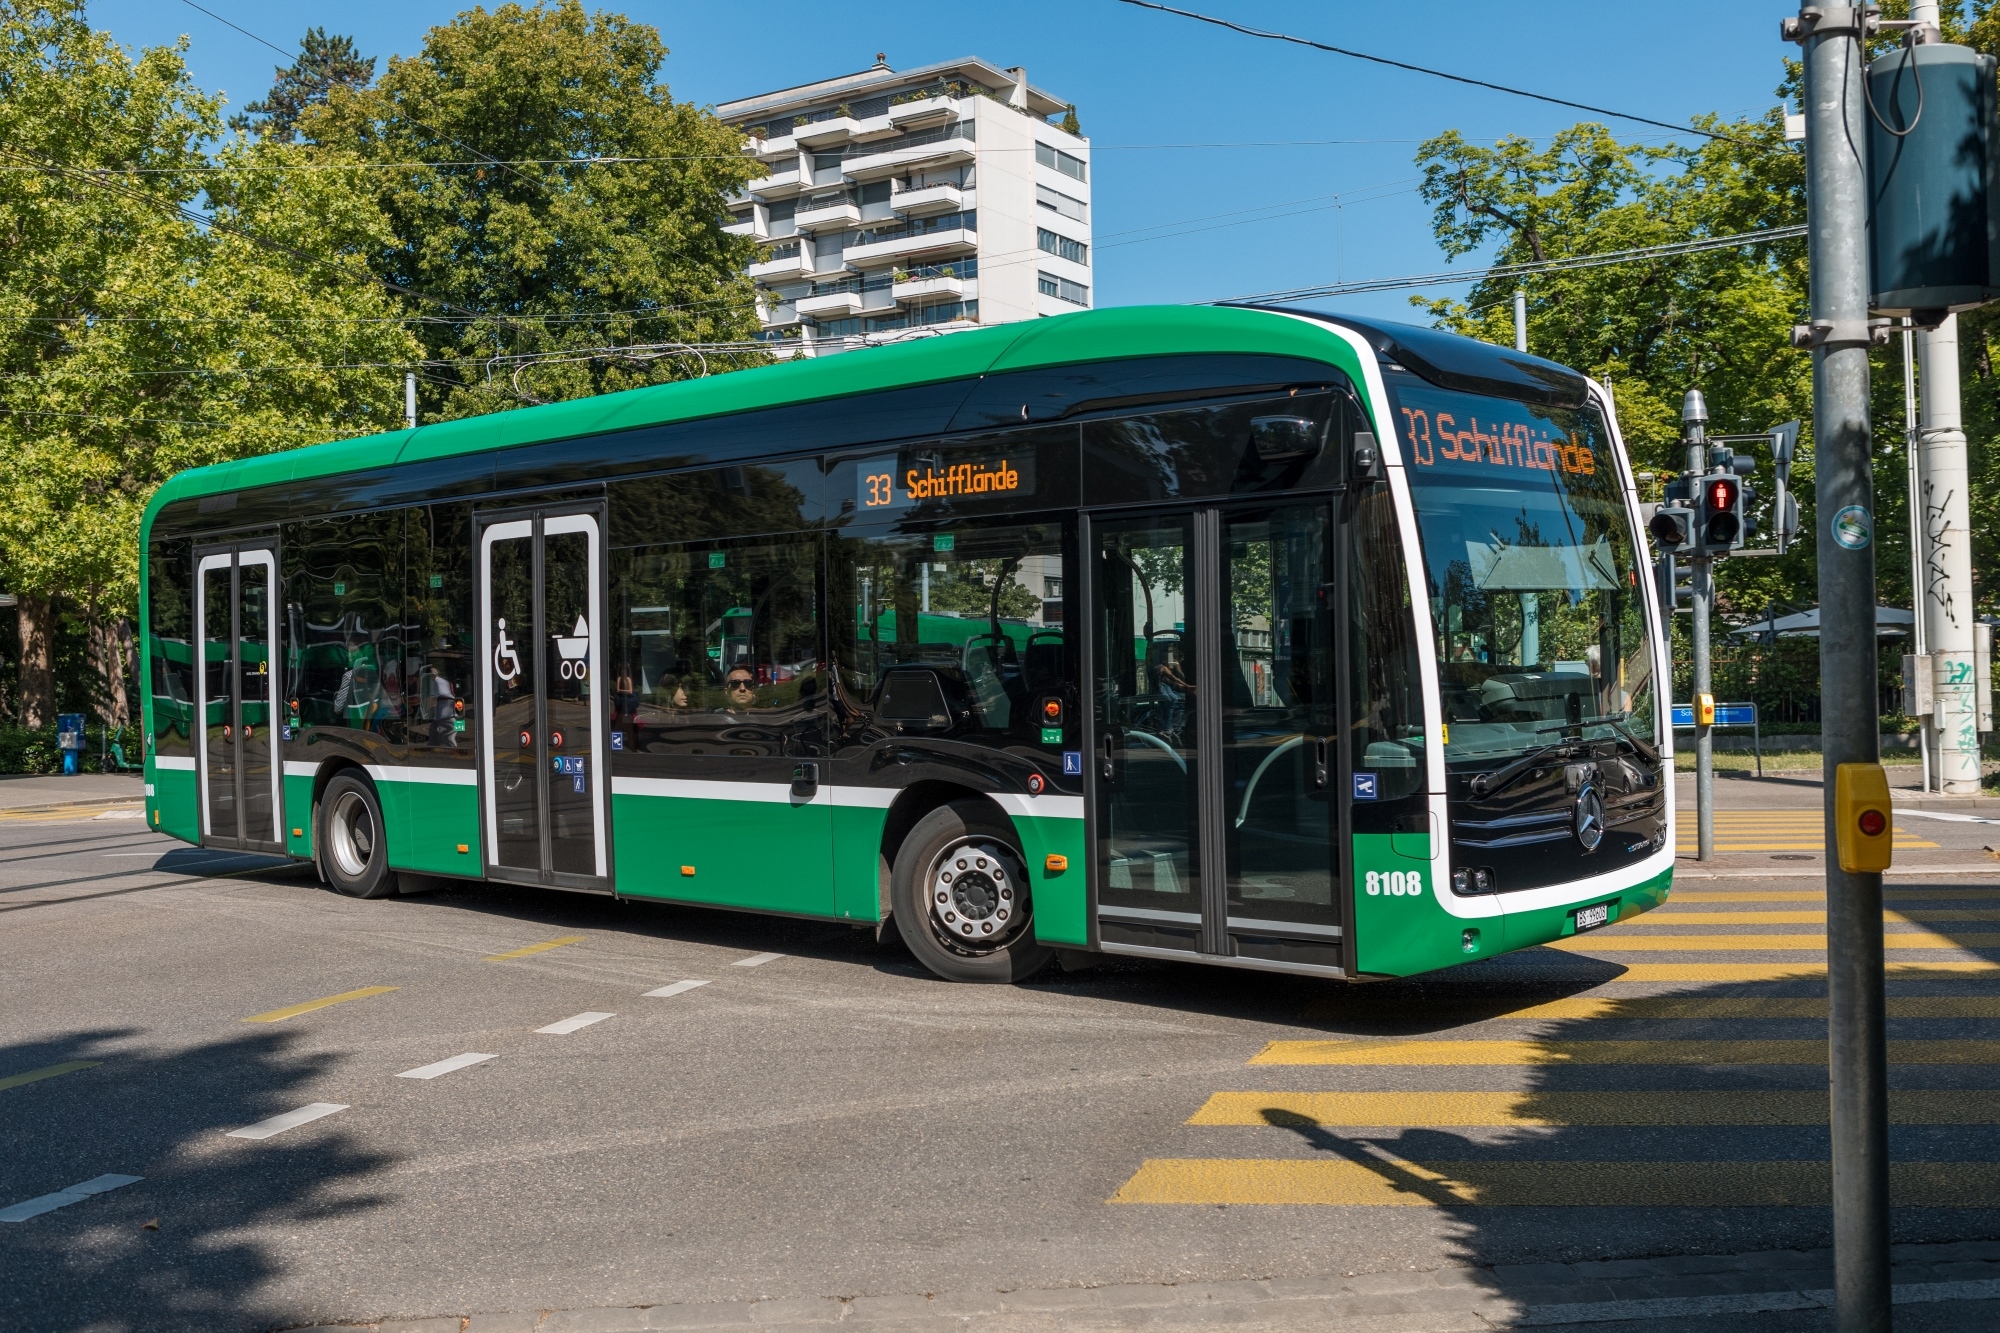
88,613,130,730
17,593,52,731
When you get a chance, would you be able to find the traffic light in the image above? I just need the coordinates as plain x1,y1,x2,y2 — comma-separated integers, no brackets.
1649,504,1694,551
1699,473,1742,551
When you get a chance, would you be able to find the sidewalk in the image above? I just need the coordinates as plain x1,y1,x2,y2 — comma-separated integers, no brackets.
285,1240,2000,1331
0,771,143,811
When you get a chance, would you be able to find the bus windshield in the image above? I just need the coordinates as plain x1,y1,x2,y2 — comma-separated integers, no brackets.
1390,372,1656,767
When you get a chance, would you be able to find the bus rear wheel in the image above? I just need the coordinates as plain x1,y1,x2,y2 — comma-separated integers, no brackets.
318,772,397,900
892,801,1052,983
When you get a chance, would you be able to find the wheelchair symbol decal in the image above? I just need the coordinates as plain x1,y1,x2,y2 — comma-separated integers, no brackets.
494,618,522,683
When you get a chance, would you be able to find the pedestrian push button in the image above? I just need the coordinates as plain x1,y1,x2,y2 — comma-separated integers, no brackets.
1834,762,1893,873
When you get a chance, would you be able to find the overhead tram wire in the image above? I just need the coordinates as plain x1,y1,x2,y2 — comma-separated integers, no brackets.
1218,223,1807,305
1117,0,1777,151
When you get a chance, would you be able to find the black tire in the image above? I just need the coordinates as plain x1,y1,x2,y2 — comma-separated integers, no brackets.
891,800,1053,983
317,772,398,899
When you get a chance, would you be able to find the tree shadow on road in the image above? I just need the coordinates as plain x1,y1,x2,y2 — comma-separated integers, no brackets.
0,1023,393,1333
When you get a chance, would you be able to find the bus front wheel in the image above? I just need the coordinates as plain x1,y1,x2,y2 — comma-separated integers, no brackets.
892,801,1052,983
318,772,398,900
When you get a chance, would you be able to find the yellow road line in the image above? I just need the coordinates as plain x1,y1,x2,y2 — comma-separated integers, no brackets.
1632,910,2000,925
0,804,145,822
482,934,585,962
1108,1158,2000,1207
1494,995,2000,1020
1607,962,2000,980
242,984,398,1023
0,1060,101,1092
1547,931,1998,952
1248,1039,2000,1065
1667,890,2000,903
1186,1090,1999,1127
1674,842,1939,850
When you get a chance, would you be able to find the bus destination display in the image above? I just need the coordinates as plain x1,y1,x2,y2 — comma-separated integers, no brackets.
856,451,1036,512
1397,392,1597,478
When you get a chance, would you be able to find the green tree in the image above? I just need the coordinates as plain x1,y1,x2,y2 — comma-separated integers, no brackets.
0,2,419,728
229,27,376,140
298,0,768,421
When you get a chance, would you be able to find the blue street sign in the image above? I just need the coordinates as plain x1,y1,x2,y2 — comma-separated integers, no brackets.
1671,703,1757,727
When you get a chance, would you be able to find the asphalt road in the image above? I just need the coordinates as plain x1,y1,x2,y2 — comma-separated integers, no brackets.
2,779,1999,1331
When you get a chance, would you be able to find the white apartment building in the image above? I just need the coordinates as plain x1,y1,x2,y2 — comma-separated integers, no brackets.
717,56,1093,357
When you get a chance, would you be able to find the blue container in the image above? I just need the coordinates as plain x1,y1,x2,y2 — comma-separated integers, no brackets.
1868,42,2000,317
56,712,83,776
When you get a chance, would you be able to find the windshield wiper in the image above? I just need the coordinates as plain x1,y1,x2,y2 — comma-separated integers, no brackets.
1536,712,1660,765
1468,739,1580,799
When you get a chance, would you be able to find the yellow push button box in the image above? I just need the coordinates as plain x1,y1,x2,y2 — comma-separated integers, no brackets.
1835,762,1893,873
1695,693,1715,726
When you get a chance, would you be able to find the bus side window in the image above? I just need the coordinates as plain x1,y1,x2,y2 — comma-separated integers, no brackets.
283,510,407,744
405,503,473,751
148,537,196,759
1345,485,1425,816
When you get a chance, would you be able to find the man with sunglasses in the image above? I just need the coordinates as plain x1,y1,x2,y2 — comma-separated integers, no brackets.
719,666,760,717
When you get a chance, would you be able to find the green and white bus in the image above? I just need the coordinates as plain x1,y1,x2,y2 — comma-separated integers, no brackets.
139,305,1671,983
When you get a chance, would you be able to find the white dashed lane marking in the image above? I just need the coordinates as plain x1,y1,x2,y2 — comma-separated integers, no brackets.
226,1103,348,1140
0,1174,142,1223
644,980,711,998
536,1012,615,1035
733,952,783,968
397,1053,498,1080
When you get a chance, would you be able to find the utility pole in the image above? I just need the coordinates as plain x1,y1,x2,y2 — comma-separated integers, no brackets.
1787,4,1892,1329
1917,314,1979,792
1902,323,1932,791
405,372,418,431
1513,288,1528,353
1684,391,1714,862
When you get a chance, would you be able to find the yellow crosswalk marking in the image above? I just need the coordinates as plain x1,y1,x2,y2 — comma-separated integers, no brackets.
0,1060,101,1092
242,984,398,1023
1674,842,1940,851
1547,930,1997,951
1668,889,2000,903
482,934,585,961
1492,995,2000,1020
1109,1158,2000,1207
1630,910,2000,925
1608,962,2000,980
1186,1090,2000,1127
1249,1039,2000,1066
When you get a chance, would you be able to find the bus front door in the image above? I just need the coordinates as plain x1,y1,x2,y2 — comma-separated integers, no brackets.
194,545,284,854
477,508,612,892
1089,503,1346,972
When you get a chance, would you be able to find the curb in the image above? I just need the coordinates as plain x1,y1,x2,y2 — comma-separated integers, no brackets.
280,1239,2000,1332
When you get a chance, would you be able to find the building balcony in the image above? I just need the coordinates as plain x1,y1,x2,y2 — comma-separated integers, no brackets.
723,214,760,239
745,133,798,164
843,133,975,182
795,116,859,149
749,167,802,199
846,227,976,266
893,274,965,303
795,194,861,232
747,244,811,281
797,290,865,318
891,182,964,216
887,95,957,130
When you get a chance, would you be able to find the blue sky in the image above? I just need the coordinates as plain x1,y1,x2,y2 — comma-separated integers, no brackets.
92,0,1801,323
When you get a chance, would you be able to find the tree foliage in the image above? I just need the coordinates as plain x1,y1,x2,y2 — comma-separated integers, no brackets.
297,0,767,420
229,27,376,140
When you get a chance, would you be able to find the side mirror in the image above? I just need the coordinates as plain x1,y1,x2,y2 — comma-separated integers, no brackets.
1351,430,1383,482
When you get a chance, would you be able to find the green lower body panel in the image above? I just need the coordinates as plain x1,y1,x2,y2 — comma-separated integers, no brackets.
613,791,834,915
147,762,199,844
1351,830,1674,977
1014,814,1088,947
382,780,481,875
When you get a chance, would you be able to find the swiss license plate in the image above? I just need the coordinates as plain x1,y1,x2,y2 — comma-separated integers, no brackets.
1574,902,1612,932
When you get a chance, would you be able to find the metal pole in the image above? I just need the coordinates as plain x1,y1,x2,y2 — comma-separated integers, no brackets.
1685,391,1714,861
1904,324,1932,791
1754,701,1763,779
1792,5,1890,1328
1918,314,1978,794
405,372,418,431
1514,288,1528,353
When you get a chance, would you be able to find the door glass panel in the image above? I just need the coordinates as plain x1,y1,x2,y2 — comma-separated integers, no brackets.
543,528,598,877
487,531,539,871
1221,507,1338,926
239,560,277,845
1093,515,1199,915
202,565,236,840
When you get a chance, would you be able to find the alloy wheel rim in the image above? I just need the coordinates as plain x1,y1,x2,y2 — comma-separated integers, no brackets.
925,837,1028,956
329,790,375,880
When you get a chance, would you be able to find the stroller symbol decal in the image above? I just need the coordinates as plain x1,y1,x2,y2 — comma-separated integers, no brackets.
555,616,589,680
494,618,522,683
